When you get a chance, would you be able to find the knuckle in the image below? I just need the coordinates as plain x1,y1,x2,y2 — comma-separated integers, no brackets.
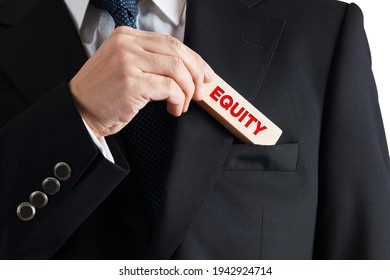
170,57,184,74
114,26,128,34
187,83,196,96
193,67,204,82
118,114,131,124
191,53,207,80
116,66,137,89
113,50,135,70
115,49,128,62
166,35,182,52
109,35,125,50
119,73,131,87
163,77,176,91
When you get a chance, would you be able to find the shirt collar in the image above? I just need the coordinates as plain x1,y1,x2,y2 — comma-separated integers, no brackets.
150,0,186,26
63,0,89,31
64,0,186,31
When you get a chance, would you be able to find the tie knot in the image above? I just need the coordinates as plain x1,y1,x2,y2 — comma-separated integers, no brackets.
90,0,138,28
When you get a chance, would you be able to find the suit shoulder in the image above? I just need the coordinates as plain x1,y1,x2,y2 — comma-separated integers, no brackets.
286,0,346,5
0,0,40,27
286,0,348,11
273,0,348,13
285,0,366,29
266,0,350,30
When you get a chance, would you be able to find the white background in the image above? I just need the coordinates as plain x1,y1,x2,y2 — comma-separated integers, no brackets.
1,260,390,280
351,0,390,152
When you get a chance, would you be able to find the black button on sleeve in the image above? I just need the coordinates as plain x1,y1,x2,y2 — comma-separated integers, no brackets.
42,177,61,195
29,191,48,208
54,162,71,181
16,202,36,221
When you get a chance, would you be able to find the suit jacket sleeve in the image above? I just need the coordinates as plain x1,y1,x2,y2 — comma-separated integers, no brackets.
314,3,390,259
0,80,129,259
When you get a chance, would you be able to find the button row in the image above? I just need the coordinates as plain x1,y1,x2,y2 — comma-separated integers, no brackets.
16,162,71,221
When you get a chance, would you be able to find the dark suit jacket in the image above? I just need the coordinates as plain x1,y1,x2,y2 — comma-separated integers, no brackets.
0,0,389,259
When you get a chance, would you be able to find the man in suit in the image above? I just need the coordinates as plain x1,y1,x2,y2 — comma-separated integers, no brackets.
0,0,389,259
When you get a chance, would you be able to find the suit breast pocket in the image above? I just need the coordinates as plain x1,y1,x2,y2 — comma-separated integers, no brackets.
222,143,299,171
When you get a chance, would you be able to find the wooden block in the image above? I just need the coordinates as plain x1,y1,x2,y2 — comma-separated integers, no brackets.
197,74,282,145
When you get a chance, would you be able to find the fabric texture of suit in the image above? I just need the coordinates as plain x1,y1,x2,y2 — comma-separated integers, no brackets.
0,0,389,259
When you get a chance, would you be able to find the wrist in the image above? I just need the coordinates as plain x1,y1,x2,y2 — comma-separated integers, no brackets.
68,80,103,138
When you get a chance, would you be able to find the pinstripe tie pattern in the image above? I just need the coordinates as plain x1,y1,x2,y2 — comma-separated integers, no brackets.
90,0,138,28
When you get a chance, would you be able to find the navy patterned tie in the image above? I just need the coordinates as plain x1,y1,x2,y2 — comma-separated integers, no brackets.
90,0,138,28
91,0,173,224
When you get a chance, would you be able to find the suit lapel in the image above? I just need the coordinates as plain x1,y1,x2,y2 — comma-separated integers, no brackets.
148,0,285,259
0,0,87,104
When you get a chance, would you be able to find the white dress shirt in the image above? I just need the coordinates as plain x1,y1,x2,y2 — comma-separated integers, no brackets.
63,0,187,163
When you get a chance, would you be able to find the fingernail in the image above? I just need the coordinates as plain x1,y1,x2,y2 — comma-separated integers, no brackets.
205,63,215,81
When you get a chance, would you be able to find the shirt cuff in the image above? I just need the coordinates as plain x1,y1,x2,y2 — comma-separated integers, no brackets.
82,118,115,164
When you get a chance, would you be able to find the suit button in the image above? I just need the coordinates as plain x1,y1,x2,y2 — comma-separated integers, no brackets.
16,202,36,221
29,191,48,208
42,177,61,195
54,162,71,181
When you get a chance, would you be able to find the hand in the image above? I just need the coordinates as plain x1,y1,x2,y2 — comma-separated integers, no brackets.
69,26,215,138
